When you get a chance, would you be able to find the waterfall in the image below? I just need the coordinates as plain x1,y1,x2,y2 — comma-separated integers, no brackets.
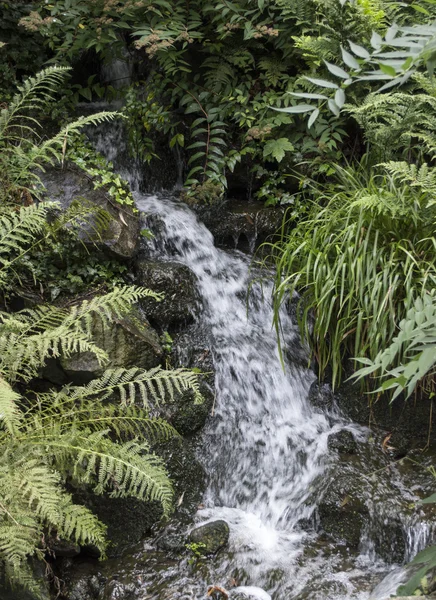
134,193,392,599
86,122,433,599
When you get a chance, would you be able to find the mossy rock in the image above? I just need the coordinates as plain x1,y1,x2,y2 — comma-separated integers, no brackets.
188,520,230,556
59,307,163,384
41,165,140,260
196,201,284,252
327,430,358,454
135,260,200,330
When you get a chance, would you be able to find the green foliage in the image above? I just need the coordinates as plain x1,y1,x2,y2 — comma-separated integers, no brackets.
0,66,118,203
0,199,203,596
268,162,436,389
69,139,137,210
18,0,375,201
186,541,207,564
0,1,50,98
353,292,436,399
396,545,436,596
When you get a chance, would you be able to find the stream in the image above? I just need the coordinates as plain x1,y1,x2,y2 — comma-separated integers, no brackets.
88,124,434,600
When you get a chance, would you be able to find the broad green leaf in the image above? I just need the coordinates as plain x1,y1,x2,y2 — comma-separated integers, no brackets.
289,92,328,100
341,46,360,70
335,88,346,109
308,108,320,129
348,40,370,59
421,492,436,504
325,61,349,79
371,31,383,49
328,99,340,116
305,77,339,89
272,104,316,113
379,63,397,77
263,138,294,163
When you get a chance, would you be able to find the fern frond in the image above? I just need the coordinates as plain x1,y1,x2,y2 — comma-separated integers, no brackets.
0,377,22,435
0,287,163,382
29,432,173,516
381,161,436,199
0,202,54,268
0,66,71,140
65,366,203,407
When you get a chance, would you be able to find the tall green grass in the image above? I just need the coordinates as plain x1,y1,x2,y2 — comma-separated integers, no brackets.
269,163,436,389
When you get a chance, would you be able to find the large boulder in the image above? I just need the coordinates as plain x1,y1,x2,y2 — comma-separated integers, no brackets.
309,375,436,450
196,201,284,252
40,165,140,260
316,441,436,563
59,308,163,384
163,325,215,436
135,260,200,330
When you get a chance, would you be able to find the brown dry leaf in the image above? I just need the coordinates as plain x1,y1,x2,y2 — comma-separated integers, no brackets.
207,585,229,599
382,433,393,452
119,211,128,227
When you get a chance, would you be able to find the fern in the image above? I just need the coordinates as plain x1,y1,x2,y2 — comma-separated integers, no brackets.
0,286,161,383
0,193,203,596
0,328,202,596
381,161,436,201
0,66,70,140
346,93,436,160
0,67,119,202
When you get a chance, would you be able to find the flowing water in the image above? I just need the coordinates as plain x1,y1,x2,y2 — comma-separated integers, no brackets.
89,125,434,599
133,193,405,600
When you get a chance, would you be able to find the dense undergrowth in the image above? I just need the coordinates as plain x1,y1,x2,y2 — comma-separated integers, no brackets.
1,0,436,596
0,66,203,597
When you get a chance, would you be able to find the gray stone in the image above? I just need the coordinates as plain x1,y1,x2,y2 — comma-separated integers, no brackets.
318,474,370,548
155,532,186,553
327,430,358,454
59,307,163,384
164,388,213,437
334,375,436,449
41,165,140,260
135,260,200,330
196,202,284,252
48,537,80,558
66,575,101,600
189,520,230,555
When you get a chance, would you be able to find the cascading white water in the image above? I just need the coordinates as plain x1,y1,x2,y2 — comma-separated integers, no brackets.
87,120,432,598
134,193,404,600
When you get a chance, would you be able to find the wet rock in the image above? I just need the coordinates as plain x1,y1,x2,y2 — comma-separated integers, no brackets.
155,532,186,554
48,537,80,558
334,376,436,448
196,201,284,252
188,520,230,555
159,436,207,520
327,430,358,454
41,165,140,259
308,381,335,412
164,326,215,436
76,494,162,557
102,580,136,600
135,260,200,330
59,307,163,384
64,573,101,600
165,388,212,437
318,473,370,548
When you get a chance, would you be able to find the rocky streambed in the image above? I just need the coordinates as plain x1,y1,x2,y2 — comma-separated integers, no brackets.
3,162,435,600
